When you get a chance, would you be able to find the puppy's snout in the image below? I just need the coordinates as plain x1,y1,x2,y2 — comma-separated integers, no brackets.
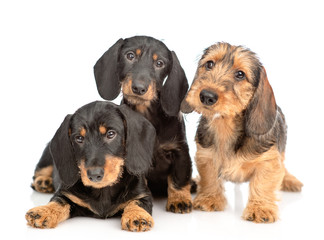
200,89,218,106
87,168,104,182
132,82,148,95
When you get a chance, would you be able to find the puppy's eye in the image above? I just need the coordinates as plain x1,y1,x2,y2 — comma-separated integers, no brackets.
126,52,135,61
106,130,116,140
75,136,84,144
235,71,246,80
205,61,214,70
155,60,164,68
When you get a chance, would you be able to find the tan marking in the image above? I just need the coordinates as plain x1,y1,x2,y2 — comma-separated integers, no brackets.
32,165,54,193
80,127,86,137
136,49,141,56
79,156,124,188
99,125,107,135
34,165,53,178
152,53,158,61
121,201,154,232
26,202,70,228
166,176,192,213
64,193,98,215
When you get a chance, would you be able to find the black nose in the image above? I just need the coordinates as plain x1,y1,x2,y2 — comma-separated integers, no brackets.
87,168,104,182
200,89,218,106
132,82,148,95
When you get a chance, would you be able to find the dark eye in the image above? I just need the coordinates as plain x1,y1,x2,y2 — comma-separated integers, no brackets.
205,61,214,70
155,60,164,68
106,130,116,140
75,135,84,144
126,52,135,61
235,71,246,81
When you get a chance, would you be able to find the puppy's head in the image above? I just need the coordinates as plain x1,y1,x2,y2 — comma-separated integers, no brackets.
49,101,156,188
94,36,188,116
181,42,277,135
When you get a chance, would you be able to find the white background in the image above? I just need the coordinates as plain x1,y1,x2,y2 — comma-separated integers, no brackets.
1,0,323,239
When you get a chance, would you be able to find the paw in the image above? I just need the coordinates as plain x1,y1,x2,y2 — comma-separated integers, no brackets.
243,203,278,223
31,176,54,193
121,209,154,232
26,206,58,228
166,199,192,213
281,176,303,192
193,194,227,211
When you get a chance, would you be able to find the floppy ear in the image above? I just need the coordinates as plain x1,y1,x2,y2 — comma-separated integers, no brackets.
118,104,156,176
245,67,278,136
94,38,124,100
49,114,79,187
161,51,189,116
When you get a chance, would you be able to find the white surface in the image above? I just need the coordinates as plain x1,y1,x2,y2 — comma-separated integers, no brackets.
1,0,323,239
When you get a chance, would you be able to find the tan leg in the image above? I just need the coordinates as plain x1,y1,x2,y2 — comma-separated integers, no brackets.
193,144,227,211
121,201,154,232
25,202,70,228
166,176,192,213
31,166,54,193
243,158,285,223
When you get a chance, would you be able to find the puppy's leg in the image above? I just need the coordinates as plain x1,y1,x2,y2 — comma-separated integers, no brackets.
281,168,303,192
31,144,55,193
166,143,193,213
26,197,70,228
121,199,154,232
193,144,227,211
243,156,285,223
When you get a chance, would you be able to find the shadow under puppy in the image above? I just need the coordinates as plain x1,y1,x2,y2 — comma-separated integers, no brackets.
26,101,156,232
181,42,303,223
93,36,193,213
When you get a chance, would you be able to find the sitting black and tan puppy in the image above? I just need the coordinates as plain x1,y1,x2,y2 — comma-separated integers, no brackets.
93,36,193,213
26,101,156,232
181,42,303,223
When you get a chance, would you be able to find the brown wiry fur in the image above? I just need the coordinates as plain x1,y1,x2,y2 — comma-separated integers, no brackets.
79,156,124,188
121,201,154,232
182,42,303,223
25,202,70,228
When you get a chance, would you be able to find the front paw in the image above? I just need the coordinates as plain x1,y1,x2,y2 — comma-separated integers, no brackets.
121,208,154,232
243,202,278,223
166,199,192,213
193,193,227,211
26,206,57,228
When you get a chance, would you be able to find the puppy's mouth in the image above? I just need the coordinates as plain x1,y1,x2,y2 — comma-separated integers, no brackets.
79,156,124,188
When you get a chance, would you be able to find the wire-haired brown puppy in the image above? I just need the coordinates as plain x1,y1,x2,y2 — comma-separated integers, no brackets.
93,36,193,213
181,42,303,223
26,101,156,231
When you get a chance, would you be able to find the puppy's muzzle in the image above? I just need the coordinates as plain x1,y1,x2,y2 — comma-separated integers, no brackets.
200,89,218,106
87,167,104,182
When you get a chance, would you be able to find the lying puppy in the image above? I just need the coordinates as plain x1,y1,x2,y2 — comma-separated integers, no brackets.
94,36,193,213
26,101,156,232
181,42,303,223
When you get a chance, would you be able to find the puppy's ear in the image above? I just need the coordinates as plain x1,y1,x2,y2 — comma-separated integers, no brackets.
94,38,124,100
49,114,79,187
161,51,189,116
119,105,156,176
245,67,277,136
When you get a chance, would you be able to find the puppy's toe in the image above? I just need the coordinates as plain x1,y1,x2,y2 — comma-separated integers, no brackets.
31,176,54,193
26,206,56,228
166,199,192,214
193,194,227,211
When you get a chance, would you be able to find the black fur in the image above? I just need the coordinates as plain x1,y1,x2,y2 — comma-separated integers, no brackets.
94,36,192,197
32,101,155,219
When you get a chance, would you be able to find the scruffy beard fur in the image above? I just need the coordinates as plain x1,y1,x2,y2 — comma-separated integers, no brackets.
183,42,303,223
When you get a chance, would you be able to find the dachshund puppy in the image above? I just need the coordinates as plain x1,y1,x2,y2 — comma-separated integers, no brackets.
26,101,156,232
93,36,193,213
181,43,303,223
